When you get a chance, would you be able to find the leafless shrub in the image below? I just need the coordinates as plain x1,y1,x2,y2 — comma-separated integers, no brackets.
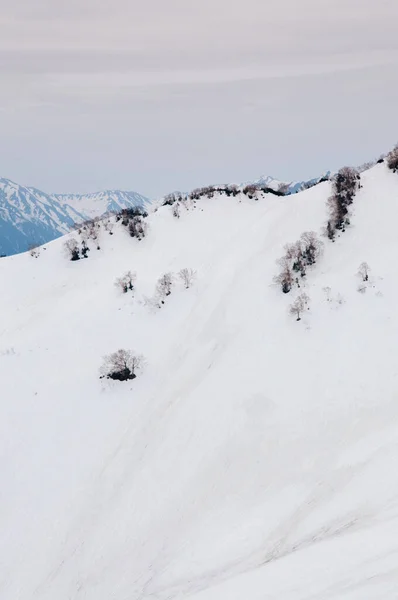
289,293,310,321
128,216,148,240
103,219,114,235
100,349,144,381
242,184,259,199
387,145,398,172
156,273,174,299
172,203,181,218
115,271,136,293
300,231,324,266
29,243,40,258
179,268,196,289
64,238,80,261
274,258,294,294
357,261,370,282
81,240,89,258
163,192,179,206
224,184,239,197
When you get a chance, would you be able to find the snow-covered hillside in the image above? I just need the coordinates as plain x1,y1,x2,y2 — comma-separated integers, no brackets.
1,162,398,599
0,178,150,256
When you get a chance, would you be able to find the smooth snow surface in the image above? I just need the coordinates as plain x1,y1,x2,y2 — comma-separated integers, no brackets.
1,164,398,599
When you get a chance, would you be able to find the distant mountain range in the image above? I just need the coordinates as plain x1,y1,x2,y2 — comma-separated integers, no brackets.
0,171,332,257
0,178,150,256
253,173,331,194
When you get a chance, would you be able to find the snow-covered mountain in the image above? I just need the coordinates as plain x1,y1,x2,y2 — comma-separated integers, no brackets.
2,161,398,599
254,172,331,194
52,189,150,219
0,178,150,256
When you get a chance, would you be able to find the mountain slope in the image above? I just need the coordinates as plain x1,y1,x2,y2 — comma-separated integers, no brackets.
0,178,150,256
0,178,87,255
1,163,398,599
254,172,331,194
53,189,150,219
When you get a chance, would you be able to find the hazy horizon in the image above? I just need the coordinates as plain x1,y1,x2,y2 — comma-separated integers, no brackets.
1,0,398,198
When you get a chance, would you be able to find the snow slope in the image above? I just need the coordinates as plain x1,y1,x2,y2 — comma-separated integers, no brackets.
0,178,150,256
1,163,398,599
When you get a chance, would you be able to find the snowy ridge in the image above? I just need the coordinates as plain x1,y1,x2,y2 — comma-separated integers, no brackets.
52,189,150,219
0,178,150,256
1,163,398,599
254,172,331,194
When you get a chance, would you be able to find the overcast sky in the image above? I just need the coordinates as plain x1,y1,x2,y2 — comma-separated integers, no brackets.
1,0,398,198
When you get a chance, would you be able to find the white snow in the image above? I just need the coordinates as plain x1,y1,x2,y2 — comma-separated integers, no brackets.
1,163,398,599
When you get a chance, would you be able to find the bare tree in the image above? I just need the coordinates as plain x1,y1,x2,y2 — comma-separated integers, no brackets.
283,243,299,261
242,184,259,199
128,216,148,240
289,293,310,321
387,145,398,172
300,231,323,266
172,203,181,218
179,268,196,289
357,261,370,282
100,349,144,381
103,219,114,235
64,238,80,261
224,184,239,197
81,240,89,258
156,272,174,299
115,270,136,293
274,258,294,294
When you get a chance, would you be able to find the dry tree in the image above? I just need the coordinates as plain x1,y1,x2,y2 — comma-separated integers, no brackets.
64,238,80,261
357,262,370,282
274,258,294,294
156,272,174,299
115,271,136,293
100,349,144,381
387,145,398,172
289,293,310,321
179,268,196,289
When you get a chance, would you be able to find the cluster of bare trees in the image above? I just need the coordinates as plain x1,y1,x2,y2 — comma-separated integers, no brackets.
387,145,398,172
144,268,196,310
274,231,323,293
164,181,289,211
100,349,144,381
163,192,185,206
325,167,360,241
114,207,148,241
115,271,136,294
